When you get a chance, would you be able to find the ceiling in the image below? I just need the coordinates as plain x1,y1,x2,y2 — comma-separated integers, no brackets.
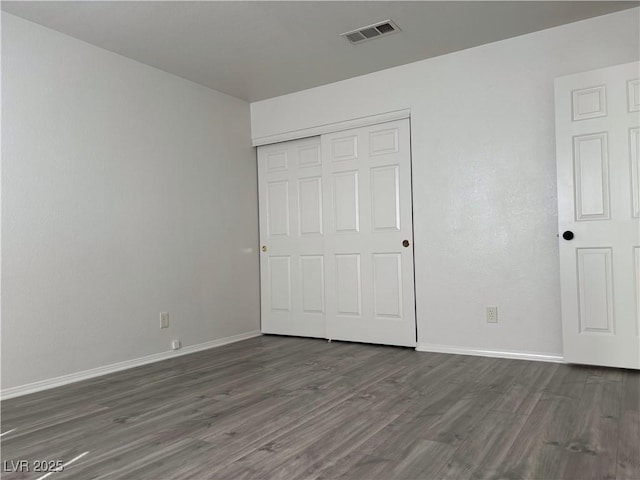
3,1,638,102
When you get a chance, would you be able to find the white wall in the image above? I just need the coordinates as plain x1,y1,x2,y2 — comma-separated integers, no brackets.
251,9,640,356
2,13,260,390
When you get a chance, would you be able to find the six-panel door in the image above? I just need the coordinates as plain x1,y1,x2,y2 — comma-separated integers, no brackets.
555,62,640,369
322,119,416,347
258,137,326,338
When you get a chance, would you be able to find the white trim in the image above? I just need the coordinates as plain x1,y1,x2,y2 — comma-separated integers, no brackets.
0,331,262,400
251,108,411,146
416,343,565,364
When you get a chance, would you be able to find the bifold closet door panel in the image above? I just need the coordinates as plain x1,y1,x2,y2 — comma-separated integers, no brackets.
257,137,325,338
322,118,417,347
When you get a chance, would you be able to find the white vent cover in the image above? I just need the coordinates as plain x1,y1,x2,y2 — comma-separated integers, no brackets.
341,20,401,44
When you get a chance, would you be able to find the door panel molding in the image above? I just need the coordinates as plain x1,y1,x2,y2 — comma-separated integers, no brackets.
268,256,292,312
576,247,614,334
573,132,610,221
335,254,362,317
630,127,640,218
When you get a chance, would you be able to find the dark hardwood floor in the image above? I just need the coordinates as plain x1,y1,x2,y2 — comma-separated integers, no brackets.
1,335,638,479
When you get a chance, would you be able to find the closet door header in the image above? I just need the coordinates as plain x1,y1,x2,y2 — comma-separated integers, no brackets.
252,109,410,147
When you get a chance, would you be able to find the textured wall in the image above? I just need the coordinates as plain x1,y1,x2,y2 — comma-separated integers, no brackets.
2,14,260,389
251,9,640,356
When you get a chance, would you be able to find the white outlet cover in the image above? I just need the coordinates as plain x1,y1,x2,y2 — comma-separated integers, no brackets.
171,339,181,350
486,306,498,323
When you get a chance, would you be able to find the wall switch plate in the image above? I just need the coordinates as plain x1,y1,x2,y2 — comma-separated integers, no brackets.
160,312,169,329
171,339,181,350
486,306,498,323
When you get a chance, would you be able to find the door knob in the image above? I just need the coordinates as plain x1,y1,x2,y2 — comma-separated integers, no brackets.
261,245,267,252
562,231,574,241
402,240,410,247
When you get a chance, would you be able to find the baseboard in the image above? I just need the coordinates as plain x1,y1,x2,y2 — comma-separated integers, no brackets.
1,330,262,400
415,343,565,364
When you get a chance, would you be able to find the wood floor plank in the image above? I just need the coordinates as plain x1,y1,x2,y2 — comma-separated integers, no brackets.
1,336,637,480
495,363,594,480
492,361,560,416
210,405,398,480
313,380,480,479
62,435,214,480
339,438,457,480
560,374,622,480
435,410,529,479
616,370,640,480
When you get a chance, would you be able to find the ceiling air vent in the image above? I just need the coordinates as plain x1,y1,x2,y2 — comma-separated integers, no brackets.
341,20,400,45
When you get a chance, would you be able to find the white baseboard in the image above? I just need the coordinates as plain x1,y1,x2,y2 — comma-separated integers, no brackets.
1,330,262,400
415,343,565,364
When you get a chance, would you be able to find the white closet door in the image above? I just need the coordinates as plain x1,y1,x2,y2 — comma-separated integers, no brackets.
555,62,640,369
258,137,325,338
323,118,416,347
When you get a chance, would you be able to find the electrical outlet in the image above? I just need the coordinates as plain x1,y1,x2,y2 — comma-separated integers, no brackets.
171,339,181,350
160,312,169,329
486,306,498,323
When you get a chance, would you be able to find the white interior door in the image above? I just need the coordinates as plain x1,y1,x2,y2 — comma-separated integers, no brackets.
555,62,640,369
323,119,416,347
258,137,325,338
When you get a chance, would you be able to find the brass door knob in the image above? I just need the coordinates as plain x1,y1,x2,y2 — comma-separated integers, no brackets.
402,240,410,248
261,245,267,252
